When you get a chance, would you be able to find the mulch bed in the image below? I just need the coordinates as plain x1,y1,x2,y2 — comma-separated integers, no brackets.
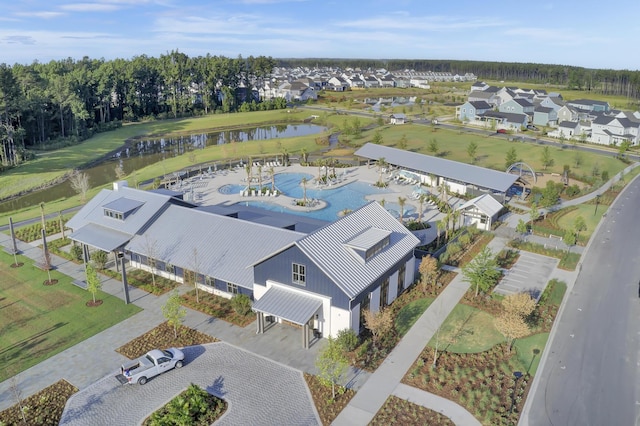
43,279,59,286
86,300,103,307
116,322,217,359
403,344,530,426
10,262,24,268
304,373,355,426
370,395,454,425
180,290,254,327
0,379,78,426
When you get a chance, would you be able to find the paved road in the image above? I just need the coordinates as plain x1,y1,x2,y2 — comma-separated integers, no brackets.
524,175,640,426
60,343,319,426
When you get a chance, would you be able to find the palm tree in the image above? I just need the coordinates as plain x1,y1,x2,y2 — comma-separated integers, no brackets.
418,193,427,225
438,181,449,205
377,157,387,186
257,164,263,192
301,148,308,164
451,209,461,234
398,196,406,223
301,177,308,206
436,219,445,248
269,166,276,193
443,211,452,242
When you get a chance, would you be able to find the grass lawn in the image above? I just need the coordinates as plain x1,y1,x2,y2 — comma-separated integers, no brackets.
428,303,505,353
395,297,434,337
513,333,549,376
556,204,603,238
0,251,141,382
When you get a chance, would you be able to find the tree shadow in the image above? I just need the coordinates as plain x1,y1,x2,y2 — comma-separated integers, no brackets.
206,375,227,398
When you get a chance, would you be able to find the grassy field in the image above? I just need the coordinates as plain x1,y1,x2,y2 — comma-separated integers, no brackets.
0,109,314,202
513,333,549,376
395,297,434,337
0,250,141,382
428,304,505,353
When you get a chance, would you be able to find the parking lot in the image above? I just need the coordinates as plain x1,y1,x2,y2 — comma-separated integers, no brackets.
494,251,558,300
60,343,320,426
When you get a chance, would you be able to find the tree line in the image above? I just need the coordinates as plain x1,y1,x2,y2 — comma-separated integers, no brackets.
0,52,277,167
279,58,640,100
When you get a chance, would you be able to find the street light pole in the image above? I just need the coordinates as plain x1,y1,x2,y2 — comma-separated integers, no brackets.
594,194,601,216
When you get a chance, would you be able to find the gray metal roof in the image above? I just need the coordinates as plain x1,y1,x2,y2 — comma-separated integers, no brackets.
126,205,305,290
103,197,144,214
345,227,391,251
355,143,518,193
295,202,419,299
66,185,173,236
252,286,323,325
69,223,131,252
457,194,503,217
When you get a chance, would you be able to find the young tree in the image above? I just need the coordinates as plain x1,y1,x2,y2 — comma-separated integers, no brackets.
115,162,126,180
315,336,348,400
563,228,577,247
372,129,383,145
86,263,102,304
143,235,158,288
163,289,187,339
418,193,428,224
505,147,518,169
377,157,387,187
428,137,439,156
573,151,583,168
363,308,394,346
91,250,108,270
398,134,408,150
529,203,539,227
540,146,554,170
495,292,536,352
540,181,560,209
516,218,528,239
58,211,65,239
419,255,438,294
573,216,587,240
190,247,202,303
69,170,90,203
466,141,478,163
461,246,501,297
436,219,445,248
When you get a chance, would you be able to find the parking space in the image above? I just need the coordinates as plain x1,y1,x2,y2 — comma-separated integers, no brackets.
60,343,319,426
494,251,558,300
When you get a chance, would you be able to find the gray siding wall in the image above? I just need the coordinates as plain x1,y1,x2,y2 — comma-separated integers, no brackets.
254,245,352,309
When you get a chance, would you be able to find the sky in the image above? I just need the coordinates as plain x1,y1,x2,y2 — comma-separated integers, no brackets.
1,0,639,70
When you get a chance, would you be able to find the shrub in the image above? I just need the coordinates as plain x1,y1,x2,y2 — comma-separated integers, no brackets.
230,294,252,315
565,184,581,197
336,329,359,352
70,245,84,261
91,250,108,270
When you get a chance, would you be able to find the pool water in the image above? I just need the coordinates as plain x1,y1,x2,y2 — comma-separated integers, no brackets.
230,172,394,221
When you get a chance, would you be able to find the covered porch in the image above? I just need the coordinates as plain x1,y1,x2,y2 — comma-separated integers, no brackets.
252,286,323,349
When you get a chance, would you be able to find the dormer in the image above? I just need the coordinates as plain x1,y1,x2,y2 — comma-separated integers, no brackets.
343,227,391,263
103,197,144,221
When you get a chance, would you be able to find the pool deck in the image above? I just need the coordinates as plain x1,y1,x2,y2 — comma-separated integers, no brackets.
176,163,448,227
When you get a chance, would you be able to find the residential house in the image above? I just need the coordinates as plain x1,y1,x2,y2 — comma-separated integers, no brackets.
456,101,493,122
377,74,396,88
252,201,420,341
390,113,407,125
499,98,535,118
590,115,640,146
327,76,349,91
556,105,579,123
548,121,588,140
566,99,610,113
532,106,558,127
468,90,497,107
481,111,528,131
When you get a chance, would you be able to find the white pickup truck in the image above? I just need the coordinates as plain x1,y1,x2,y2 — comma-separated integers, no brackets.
115,348,185,385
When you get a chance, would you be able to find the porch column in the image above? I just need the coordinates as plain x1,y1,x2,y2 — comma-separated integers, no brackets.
303,323,309,349
256,312,264,334
120,252,130,304
114,251,120,273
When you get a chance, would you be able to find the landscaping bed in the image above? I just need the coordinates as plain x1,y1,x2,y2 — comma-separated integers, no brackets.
123,269,179,295
180,289,255,327
404,344,530,426
370,395,454,425
13,217,69,242
116,322,217,359
304,373,355,425
143,383,227,426
0,379,78,426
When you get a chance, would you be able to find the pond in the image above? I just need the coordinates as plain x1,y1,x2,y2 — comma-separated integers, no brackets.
0,124,326,214
232,172,412,222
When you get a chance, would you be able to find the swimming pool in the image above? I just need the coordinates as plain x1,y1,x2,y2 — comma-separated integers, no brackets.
233,172,394,222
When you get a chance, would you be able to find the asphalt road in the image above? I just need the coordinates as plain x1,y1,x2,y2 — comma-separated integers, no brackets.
526,175,640,426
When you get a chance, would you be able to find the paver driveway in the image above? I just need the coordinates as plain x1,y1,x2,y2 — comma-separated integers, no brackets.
59,343,319,426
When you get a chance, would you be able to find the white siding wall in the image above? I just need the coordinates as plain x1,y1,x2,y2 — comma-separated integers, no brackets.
351,303,361,334
329,306,351,338
405,257,416,287
388,270,399,303
370,287,381,313
445,180,467,195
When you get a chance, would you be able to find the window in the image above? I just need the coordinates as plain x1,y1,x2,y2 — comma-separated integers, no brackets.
359,292,371,332
205,276,214,287
365,235,390,261
227,282,238,295
292,263,306,285
380,277,389,308
397,264,406,295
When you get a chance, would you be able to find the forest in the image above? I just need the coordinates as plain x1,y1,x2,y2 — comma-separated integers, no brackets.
0,52,278,168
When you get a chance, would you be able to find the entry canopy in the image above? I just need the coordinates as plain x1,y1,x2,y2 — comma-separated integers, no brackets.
69,223,131,252
252,286,323,326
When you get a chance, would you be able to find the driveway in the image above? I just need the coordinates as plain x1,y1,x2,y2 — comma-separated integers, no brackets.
60,343,319,426
494,251,558,300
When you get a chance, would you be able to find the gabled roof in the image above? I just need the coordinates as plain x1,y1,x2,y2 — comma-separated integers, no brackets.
512,98,534,107
390,113,406,119
482,111,528,124
559,121,579,129
126,205,305,289
252,286,323,325
457,194,503,217
535,106,554,114
66,184,173,237
294,202,419,299
469,91,495,100
469,101,492,110
355,143,518,193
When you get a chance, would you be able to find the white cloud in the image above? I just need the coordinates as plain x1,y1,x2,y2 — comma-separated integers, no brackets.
334,15,506,31
15,11,65,19
60,3,121,12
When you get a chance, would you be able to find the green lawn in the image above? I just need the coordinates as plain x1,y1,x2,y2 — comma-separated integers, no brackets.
0,250,141,382
556,204,603,239
513,333,549,376
395,297,434,337
427,304,505,353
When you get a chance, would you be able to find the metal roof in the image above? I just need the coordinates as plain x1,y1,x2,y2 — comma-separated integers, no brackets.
457,194,504,217
252,286,323,325
354,143,518,193
344,227,391,251
125,205,305,290
66,185,173,236
103,197,144,214
69,223,131,252
295,202,419,299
